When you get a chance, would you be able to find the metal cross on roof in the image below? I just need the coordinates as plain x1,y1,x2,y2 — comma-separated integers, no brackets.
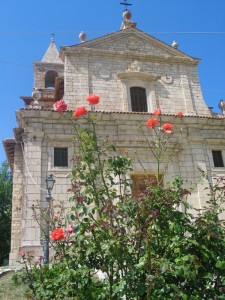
120,0,132,11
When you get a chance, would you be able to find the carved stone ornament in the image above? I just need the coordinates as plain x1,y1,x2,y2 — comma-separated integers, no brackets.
99,69,110,79
218,100,225,114
127,60,142,72
32,88,42,107
127,37,138,51
32,89,41,102
117,61,157,81
161,75,173,84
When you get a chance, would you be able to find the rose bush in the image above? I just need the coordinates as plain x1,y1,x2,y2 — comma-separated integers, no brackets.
19,100,225,300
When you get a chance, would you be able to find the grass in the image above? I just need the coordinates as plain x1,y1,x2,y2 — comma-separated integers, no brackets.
0,271,28,300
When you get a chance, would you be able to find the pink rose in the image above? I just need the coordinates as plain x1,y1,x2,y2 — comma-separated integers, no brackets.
67,224,73,234
20,251,26,258
53,100,67,112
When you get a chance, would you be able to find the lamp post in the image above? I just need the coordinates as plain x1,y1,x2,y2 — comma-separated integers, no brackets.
43,174,55,264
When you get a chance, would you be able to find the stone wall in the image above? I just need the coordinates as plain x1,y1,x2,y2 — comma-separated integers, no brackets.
9,109,225,264
63,33,210,116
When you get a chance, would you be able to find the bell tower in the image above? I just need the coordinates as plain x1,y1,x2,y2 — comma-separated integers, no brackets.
32,37,64,106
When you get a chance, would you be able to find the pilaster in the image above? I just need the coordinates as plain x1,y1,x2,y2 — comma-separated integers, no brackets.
20,132,45,261
179,66,196,115
9,144,23,265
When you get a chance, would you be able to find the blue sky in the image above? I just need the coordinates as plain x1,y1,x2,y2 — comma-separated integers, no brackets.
0,0,225,164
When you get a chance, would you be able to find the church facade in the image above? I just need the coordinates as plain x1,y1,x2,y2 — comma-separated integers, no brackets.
3,12,225,265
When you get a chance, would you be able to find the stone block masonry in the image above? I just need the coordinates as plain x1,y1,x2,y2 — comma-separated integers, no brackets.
9,108,225,265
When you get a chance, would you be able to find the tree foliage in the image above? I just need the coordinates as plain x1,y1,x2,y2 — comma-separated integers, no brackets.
0,160,12,265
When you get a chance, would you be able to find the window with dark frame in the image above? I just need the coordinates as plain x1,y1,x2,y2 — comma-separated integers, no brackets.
212,150,224,167
54,148,68,167
45,70,58,89
130,87,147,112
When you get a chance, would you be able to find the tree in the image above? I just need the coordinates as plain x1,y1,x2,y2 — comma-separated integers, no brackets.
0,160,12,265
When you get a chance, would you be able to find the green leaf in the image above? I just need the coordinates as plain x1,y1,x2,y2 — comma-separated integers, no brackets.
175,266,184,277
135,256,146,268
170,283,179,292
161,264,168,273
73,224,80,232
83,206,88,215
215,260,225,269
181,293,189,300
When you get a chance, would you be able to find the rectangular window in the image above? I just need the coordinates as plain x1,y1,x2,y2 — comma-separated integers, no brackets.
130,87,147,112
212,150,224,167
54,148,68,167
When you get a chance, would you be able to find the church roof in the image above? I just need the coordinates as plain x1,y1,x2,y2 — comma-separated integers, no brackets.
3,138,16,173
42,38,63,64
19,107,221,119
60,27,199,64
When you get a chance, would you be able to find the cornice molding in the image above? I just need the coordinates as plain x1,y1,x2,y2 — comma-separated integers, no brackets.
33,61,64,67
205,138,225,145
46,134,75,141
62,47,199,66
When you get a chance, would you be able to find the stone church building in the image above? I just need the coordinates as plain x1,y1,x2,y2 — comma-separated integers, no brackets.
3,11,225,265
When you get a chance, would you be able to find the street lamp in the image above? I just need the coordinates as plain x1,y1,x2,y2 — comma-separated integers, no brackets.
43,174,55,264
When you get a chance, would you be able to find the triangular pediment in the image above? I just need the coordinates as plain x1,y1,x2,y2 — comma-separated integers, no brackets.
62,27,198,62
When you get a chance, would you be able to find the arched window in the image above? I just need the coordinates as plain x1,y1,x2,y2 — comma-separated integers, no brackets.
45,71,58,89
130,87,147,112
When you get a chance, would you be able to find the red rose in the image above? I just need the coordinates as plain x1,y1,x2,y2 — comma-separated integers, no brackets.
86,94,100,105
153,108,161,116
177,111,183,118
162,123,174,134
146,118,158,129
53,100,67,112
74,106,87,118
51,228,66,241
